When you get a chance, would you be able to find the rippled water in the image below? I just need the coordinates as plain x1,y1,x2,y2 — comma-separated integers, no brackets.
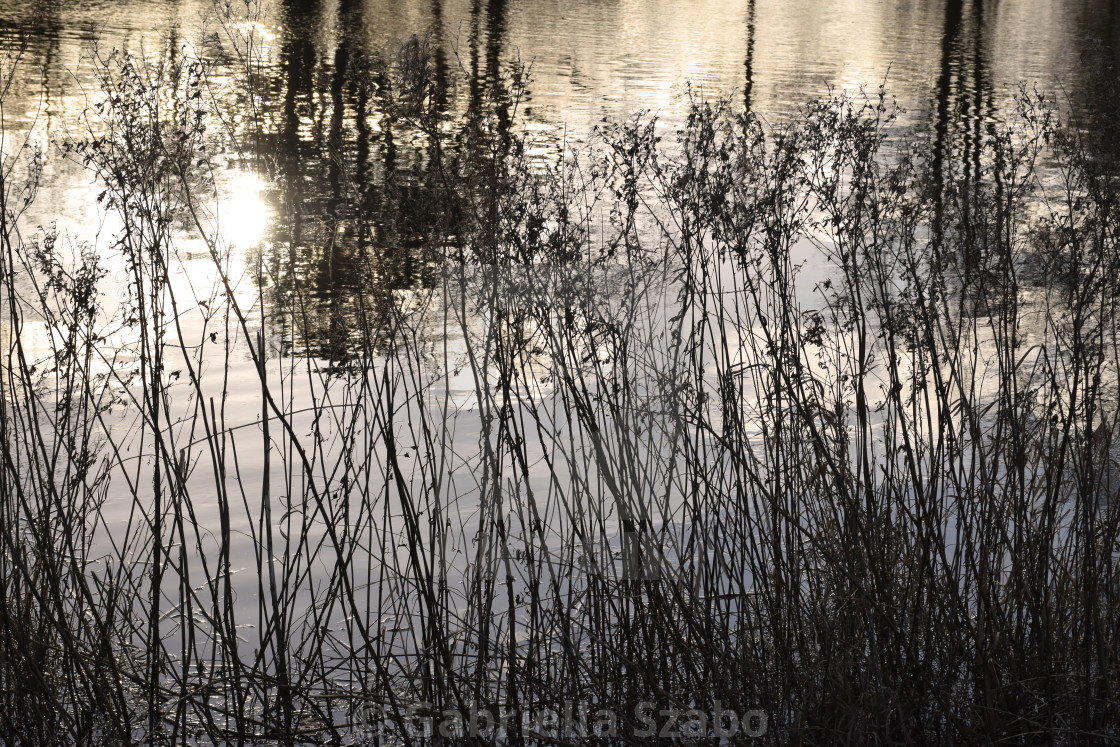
0,0,1117,366
3,0,1117,230
1,4,1117,731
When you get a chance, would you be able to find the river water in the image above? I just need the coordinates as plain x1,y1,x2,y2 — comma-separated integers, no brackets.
0,1,1118,736
1,0,1116,589
0,0,1113,378
1,1,1116,567
2,0,1117,269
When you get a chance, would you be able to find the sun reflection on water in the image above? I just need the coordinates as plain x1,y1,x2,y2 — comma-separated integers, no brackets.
217,171,269,250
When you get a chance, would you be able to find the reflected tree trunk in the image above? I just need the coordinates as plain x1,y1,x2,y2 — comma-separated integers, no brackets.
930,0,993,275
487,0,510,137
744,0,756,113
279,0,320,248
931,0,964,259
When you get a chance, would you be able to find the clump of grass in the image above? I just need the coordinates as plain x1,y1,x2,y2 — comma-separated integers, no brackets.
2,6,1120,743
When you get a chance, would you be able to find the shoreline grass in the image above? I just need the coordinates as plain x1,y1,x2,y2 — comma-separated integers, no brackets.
2,11,1120,744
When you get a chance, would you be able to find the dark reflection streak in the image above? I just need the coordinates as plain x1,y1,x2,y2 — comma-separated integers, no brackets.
320,0,366,358
1075,1,1120,170
932,0,964,254
958,0,979,249
468,0,482,117
971,0,987,219
354,53,371,208
342,0,374,303
430,0,448,111
164,26,181,100
43,26,60,141
487,0,509,135
381,86,396,185
273,0,323,360
325,27,348,356
279,1,319,247
980,1,1003,238
486,0,506,83
328,24,348,217
744,0,755,112
16,2,61,136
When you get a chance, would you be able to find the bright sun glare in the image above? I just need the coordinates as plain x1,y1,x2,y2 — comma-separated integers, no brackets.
219,172,269,249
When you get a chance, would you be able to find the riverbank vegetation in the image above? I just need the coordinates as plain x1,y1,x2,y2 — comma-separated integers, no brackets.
1,10,1120,744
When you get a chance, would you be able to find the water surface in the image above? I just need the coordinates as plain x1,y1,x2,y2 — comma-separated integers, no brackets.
3,0,1117,254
